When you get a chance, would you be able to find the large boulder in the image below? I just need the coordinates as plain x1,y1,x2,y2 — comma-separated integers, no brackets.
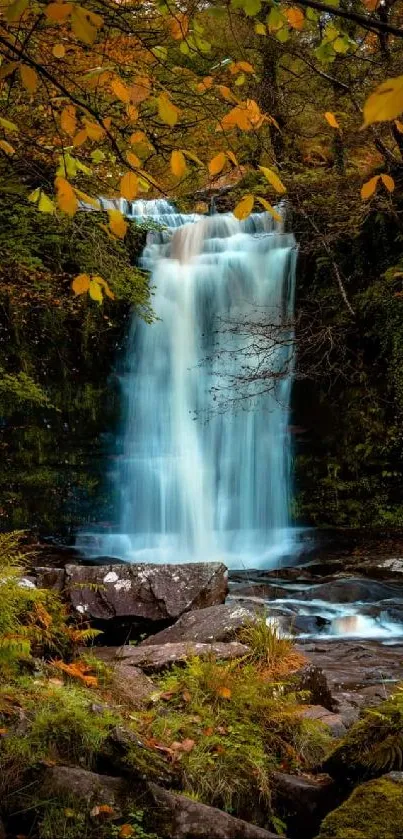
272,772,337,839
95,641,249,673
63,562,228,622
149,783,282,839
141,604,259,646
38,766,129,810
315,774,403,839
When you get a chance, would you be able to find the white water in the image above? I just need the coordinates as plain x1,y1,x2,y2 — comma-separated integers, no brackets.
78,200,298,569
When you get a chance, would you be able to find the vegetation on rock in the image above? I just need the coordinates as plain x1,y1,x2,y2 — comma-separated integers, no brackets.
315,775,403,839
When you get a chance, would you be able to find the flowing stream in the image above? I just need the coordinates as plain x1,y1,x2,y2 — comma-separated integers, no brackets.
78,199,298,569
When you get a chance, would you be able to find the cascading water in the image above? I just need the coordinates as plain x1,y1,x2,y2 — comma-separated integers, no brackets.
78,199,298,569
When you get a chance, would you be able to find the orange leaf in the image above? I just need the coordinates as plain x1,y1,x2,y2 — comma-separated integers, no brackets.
72,128,88,147
324,111,340,129
233,194,254,220
182,689,191,702
72,274,91,295
216,685,232,699
120,171,139,200
119,826,134,838
111,78,131,103
130,76,151,105
171,149,187,178
361,175,379,200
55,176,78,216
286,6,305,29
126,105,139,122
45,2,72,21
20,65,38,94
168,12,189,39
108,208,128,239
127,150,141,168
380,173,395,192
53,44,65,58
208,152,226,176
60,104,76,136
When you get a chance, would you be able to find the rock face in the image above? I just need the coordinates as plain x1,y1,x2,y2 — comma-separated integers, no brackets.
141,604,258,646
96,641,249,672
315,774,403,839
38,766,129,809
63,562,228,621
272,772,337,839
149,783,282,839
299,706,346,738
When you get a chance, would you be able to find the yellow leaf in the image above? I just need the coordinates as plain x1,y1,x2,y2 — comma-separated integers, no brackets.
233,194,254,220
84,120,104,141
259,166,286,194
363,75,403,127
324,111,340,129
255,21,266,34
38,192,56,213
285,6,305,29
89,279,103,303
126,150,141,168
6,0,29,22
380,173,395,192
61,105,76,136
72,273,91,295
171,149,187,178
55,176,78,216
0,117,18,132
183,150,204,166
226,150,239,167
108,208,128,239
45,2,72,21
72,129,88,147
208,152,226,176
168,13,189,40
158,93,179,126
120,171,139,200
255,195,282,222
216,686,232,699
395,119,403,134
360,175,379,200
0,139,15,155
71,5,103,45
92,276,115,299
111,78,131,104
53,44,65,58
20,65,38,94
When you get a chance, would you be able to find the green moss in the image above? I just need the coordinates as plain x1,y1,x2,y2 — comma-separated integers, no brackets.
324,689,403,782
316,777,403,839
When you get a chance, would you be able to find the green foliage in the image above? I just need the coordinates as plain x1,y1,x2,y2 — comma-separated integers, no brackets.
38,801,160,839
134,654,331,823
324,687,403,782
238,617,293,668
0,368,50,413
316,776,403,839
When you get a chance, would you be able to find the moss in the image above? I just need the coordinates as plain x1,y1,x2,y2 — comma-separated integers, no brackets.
324,689,403,783
316,776,403,839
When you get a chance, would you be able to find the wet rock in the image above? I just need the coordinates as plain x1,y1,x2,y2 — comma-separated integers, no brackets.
315,774,403,838
141,604,259,646
64,562,228,622
95,641,249,672
230,582,292,600
292,663,336,712
296,578,403,604
291,615,331,635
35,567,65,592
38,766,129,810
148,783,281,839
272,772,337,839
299,706,346,737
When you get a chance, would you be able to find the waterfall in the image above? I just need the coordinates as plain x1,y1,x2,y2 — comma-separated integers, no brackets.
78,200,298,569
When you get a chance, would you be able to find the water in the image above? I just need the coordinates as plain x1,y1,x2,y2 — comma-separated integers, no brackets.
78,200,298,569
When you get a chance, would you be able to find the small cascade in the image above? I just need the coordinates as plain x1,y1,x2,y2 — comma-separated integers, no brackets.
78,200,298,569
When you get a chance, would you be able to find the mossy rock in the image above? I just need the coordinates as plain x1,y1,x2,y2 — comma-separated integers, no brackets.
324,690,403,783
315,774,403,839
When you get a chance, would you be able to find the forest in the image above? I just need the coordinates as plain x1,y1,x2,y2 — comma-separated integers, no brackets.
1,0,403,837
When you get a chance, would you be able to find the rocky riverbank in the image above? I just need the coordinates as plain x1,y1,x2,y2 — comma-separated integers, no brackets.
2,542,403,839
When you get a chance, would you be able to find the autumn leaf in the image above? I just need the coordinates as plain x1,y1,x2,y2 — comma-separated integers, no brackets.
286,7,305,30
93,276,115,299
60,105,76,136
53,44,65,58
209,152,226,176
130,77,151,105
120,171,139,200
324,111,340,129
72,274,91,295
0,117,18,132
6,0,29,22
20,65,38,94
84,120,104,141
55,176,78,216
71,6,103,45
395,119,403,134
233,194,254,220
119,826,134,838
0,139,15,155
158,93,179,126
168,13,189,40
380,173,395,192
226,150,239,167
171,149,187,178
216,685,232,699
361,175,379,200
89,279,103,303
255,195,282,223
126,151,141,168
45,2,72,21
111,78,131,103
230,60,255,74
259,166,287,194
108,208,128,239
363,75,403,127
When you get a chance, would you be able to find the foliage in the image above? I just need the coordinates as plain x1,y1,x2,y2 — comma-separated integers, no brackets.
134,653,331,824
324,687,403,782
38,802,160,839
315,776,403,839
